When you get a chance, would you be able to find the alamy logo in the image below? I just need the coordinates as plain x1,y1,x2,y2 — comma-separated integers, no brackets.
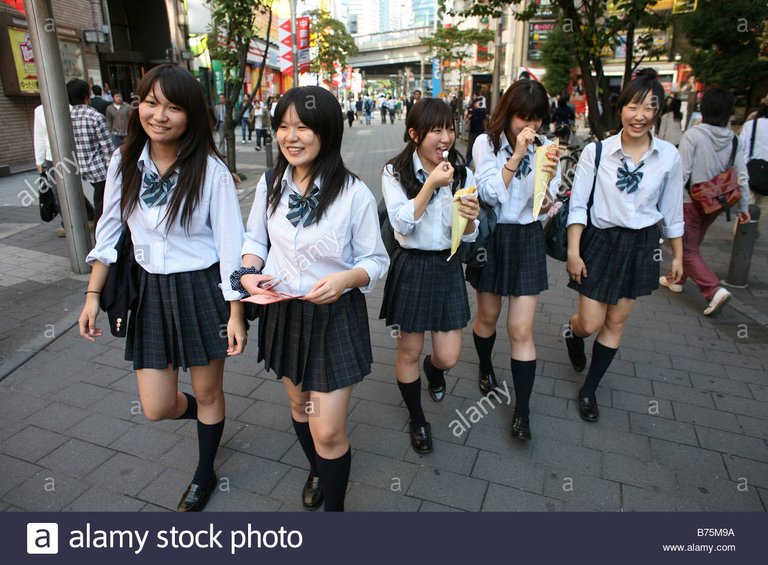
27,523,59,554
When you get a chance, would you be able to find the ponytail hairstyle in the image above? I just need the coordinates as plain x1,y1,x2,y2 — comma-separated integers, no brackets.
486,79,550,154
384,97,467,200
119,64,219,231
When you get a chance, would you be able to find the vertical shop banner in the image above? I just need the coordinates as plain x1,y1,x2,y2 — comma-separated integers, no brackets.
432,58,442,96
8,27,37,93
296,16,310,73
278,18,293,75
211,60,225,95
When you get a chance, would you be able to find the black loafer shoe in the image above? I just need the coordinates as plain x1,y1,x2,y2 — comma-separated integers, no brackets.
479,370,499,395
510,415,532,441
176,474,218,512
565,333,587,372
302,473,323,511
409,421,433,454
424,356,445,402
578,394,599,423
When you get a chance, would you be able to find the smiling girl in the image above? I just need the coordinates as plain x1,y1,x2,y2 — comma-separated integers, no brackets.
238,86,389,511
379,98,480,454
564,69,684,423
79,65,246,511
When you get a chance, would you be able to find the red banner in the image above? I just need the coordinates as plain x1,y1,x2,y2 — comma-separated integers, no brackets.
1,0,25,13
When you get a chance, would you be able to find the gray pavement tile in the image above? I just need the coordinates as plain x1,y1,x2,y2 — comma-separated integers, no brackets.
676,476,765,512
64,486,145,512
136,467,195,510
672,356,728,378
109,373,140,394
528,392,569,419
89,347,134,370
611,390,674,419
653,381,716,409
52,381,112,408
20,349,93,379
672,402,743,434
228,425,296,461
618,346,671,367
552,378,582,400
564,400,631,432
481,483,564,512
220,352,263,377
24,401,90,432
68,362,130,387
712,393,768,420
404,437,478,475
689,373,753,399
748,382,768,402
3,469,90,511
279,441,312,471
723,365,768,386
621,485,702,512
601,452,678,493
629,413,699,446
649,438,728,480
109,424,182,461
653,340,707,360
222,371,263,397
543,471,622,511
582,426,652,461
705,350,765,371
540,360,583,382
600,373,654,396
758,487,768,511
464,422,519,454
0,415,26,442
217,451,291,496
532,374,556,396
38,438,115,477
0,453,44,496
633,364,691,387
223,393,254,420
471,450,546,494
406,466,488,512
371,346,397,366
348,422,410,459
419,500,463,511
205,484,282,512
528,436,603,477
737,415,768,441
67,412,135,447
2,371,71,397
346,482,422,512
417,411,469,445
248,378,286,403
351,377,404,406
350,450,422,493
86,452,166,496
0,425,69,462
723,454,768,490
348,398,409,430
237,400,293,432
91,390,142,421
695,426,768,462
686,334,742,353
269,466,313,511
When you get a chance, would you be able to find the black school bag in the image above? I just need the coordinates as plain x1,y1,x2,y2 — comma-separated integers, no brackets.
747,119,768,196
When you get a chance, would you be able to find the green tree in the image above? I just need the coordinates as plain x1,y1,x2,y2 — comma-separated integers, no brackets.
208,0,273,172
441,0,670,138
420,26,495,100
306,9,358,85
676,0,768,90
540,20,575,97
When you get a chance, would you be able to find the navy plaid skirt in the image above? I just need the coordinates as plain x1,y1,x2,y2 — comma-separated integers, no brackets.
258,289,372,392
466,222,548,296
379,247,471,333
126,263,230,371
568,224,661,305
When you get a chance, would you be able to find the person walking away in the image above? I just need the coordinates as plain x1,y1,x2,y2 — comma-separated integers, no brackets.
739,94,768,227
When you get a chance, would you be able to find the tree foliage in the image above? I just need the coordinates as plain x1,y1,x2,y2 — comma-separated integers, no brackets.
540,20,575,97
676,0,768,90
420,26,494,96
306,9,358,79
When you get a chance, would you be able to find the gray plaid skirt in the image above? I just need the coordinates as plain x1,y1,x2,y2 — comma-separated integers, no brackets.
466,222,548,296
568,224,661,305
258,289,372,392
379,247,470,333
126,263,230,371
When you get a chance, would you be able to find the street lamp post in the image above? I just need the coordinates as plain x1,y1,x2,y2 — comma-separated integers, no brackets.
290,0,299,87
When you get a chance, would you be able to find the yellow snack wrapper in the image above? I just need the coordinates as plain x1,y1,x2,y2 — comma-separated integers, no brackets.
449,186,477,260
532,140,559,220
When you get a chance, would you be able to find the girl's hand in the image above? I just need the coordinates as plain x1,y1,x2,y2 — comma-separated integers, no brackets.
538,192,555,215
512,127,538,160
566,254,588,285
737,211,751,224
458,195,480,222
227,315,247,356
666,256,684,285
426,160,454,190
78,296,102,342
540,146,559,178
241,273,276,295
304,271,349,305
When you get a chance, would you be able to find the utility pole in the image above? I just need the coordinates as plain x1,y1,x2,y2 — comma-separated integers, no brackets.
490,7,504,114
290,0,299,87
25,0,91,273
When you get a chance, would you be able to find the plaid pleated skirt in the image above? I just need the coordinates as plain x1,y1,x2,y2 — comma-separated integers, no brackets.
258,289,372,392
568,224,661,305
379,247,471,333
466,222,548,296
126,263,230,370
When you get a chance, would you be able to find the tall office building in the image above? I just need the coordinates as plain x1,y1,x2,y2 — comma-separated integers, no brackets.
347,0,380,35
411,0,435,28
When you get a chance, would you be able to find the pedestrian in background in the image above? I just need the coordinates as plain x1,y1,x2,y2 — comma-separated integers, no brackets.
380,98,479,454
78,64,246,512
739,94,768,224
214,94,227,154
105,90,133,148
90,85,110,115
565,70,684,423
464,95,488,167
240,94,253,144
239,86,389,512
657,95,683,147
345,97,355,127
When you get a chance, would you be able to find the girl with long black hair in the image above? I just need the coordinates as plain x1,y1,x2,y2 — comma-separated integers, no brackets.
238,86,389,511
79,64,246,511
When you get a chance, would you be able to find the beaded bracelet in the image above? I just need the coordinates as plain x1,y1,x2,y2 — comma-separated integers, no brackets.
230,266,262,296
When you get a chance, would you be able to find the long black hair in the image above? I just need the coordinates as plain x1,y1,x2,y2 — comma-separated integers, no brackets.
119,64,219,230
487,80,550,155
385,98,467,200
267,86,357,221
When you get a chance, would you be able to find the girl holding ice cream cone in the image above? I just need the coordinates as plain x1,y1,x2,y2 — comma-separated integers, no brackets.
466,80,560,442
380,98,480,454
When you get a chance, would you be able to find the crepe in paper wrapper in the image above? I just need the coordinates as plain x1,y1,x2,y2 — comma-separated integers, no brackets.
449,186,477,260
532,140,559,220
240,274,303,304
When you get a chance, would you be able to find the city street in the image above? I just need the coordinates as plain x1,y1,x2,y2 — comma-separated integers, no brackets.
0,120,767,512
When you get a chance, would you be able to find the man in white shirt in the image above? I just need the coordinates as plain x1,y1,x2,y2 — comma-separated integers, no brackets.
739,95,768,225
33,105,64,236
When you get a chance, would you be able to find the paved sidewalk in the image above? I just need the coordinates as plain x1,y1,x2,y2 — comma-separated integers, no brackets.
1,120,767,512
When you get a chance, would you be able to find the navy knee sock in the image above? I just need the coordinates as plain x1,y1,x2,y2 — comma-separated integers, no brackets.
580,341,618,400
397,378,426,426
192,419,224,486
316,448,351,512
292,418,319,476
510,359,536,417
175,392,197,420
474,332,496,374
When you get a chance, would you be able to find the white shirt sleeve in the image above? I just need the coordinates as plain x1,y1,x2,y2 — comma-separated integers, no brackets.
349,185,390,293
382,164,422,236
242,173,271,263
474,136,512,206
657,150,685,238
209,161,245,301
33,107,49,166
739,121,752,165
87,155,124,266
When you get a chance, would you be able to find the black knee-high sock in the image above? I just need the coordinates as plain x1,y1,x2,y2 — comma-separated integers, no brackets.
175,392,198,420
397,378,426,426
424,356,445,386
192,419,224,486
316,448,351,512
474,332,496,373
510,359,536,417
292,418,319,476
580,341,618,399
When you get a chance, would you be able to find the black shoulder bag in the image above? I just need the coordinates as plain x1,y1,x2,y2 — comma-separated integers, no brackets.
747,119,768,196
99,226,139,337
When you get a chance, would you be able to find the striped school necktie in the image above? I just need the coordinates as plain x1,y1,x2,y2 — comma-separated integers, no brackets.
286,187,320,227
141,170,175,207
616,157,645,194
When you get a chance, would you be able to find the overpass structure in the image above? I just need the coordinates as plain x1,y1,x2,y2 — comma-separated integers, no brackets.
348,27,434,85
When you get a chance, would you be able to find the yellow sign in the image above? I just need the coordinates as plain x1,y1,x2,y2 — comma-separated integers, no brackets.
672,0,697,14
8,26,38,93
